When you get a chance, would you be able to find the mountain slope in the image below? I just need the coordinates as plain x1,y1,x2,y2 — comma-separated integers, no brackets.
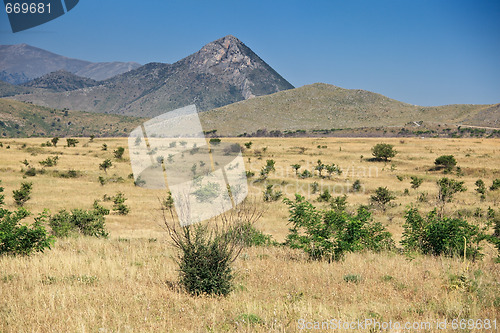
0,44,140,83
0,98,143,138
22,70,98,91
199,83,498,135
7,35,294,116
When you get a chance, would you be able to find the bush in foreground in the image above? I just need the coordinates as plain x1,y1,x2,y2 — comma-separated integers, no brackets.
401,207,485,260
49,208,109,238
284,194,394,261
0,208,53,256
162,201,262,296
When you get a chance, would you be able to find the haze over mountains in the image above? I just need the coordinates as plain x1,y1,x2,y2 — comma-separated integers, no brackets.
0,43,141,83
1,36,294,116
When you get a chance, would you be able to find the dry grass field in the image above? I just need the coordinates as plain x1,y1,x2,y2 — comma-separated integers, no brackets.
0,137,499,332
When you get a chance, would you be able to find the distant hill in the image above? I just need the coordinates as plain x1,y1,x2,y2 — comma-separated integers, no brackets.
22,70,98,92
0,44,141,83
6,35,294,117
0,98,143,138
200,83,499,136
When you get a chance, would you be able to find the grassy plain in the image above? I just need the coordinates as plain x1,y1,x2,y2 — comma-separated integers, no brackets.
0,137,499,332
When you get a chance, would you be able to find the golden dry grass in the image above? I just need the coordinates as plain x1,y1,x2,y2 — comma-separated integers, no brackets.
1,137,499,332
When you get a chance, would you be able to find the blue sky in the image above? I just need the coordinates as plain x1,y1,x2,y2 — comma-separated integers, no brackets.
1,0,499,106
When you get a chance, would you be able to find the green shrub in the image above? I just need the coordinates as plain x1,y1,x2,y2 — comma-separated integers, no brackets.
410,176,423,189
475,179,486,200
24,167,37,177
401,208,485,260
49,208,108,238
163,202,261,296
99,159,112,173
317,189,332,202
113,147,125,159
66,138,79,147
434,155,457,173
263,184,282,202
39,156,59,167
490,179,500,191
299,170,313,179
284,195,394,261
0,208,53,256
352,179,362,192
51,137,59,147
13,182,32,206
209,138,221,145
112,192,129,215
437,177,466,217
371,143,397,161
370,187,395,211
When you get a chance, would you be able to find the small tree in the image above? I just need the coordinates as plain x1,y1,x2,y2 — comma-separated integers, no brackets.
291,164,301,176
66,138,79,147
101,143,108,151
371,143,397,161
51,137,59,147
99,159,112,174
113,147,125,159
244,142,253,149
490,179,500,191
325,163,342,179
13,182,33,207
370,187,395,211
410,176,423,189
437,177,466,217
352,179,362,192
112,192,129,215
263,185,282,202
315,160,325,177
434,155,457,173
475,179,486,200
0,208,53,255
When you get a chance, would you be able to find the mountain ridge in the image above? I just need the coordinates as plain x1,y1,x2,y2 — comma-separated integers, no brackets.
5,35,294,116
0,43,141,83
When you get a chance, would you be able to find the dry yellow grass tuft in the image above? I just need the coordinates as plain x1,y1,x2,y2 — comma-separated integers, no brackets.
1,137,499,332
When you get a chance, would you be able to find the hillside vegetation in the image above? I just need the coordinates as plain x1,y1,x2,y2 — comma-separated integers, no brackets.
0,98,143,138
201,83,499,136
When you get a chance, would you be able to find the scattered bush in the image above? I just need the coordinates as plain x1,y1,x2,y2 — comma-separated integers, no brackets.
371,143,397,161
112,192,129,215
352,180,362,192
284,195,394,261
401,208,485,260
291,164,301,176
475,179,486,200
490,179,500,191
0,208,53,256
244,142,252,149
99,159,112,174
113,147,125,159
39,156,59,167
410,176,423,189
370,187,395,211
50,208,108,238
66,138,79,147
51,137,59,147
263,184,282,202
209,138,221,145
437,177,466,217
434,155,457,173
13,182,32,206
